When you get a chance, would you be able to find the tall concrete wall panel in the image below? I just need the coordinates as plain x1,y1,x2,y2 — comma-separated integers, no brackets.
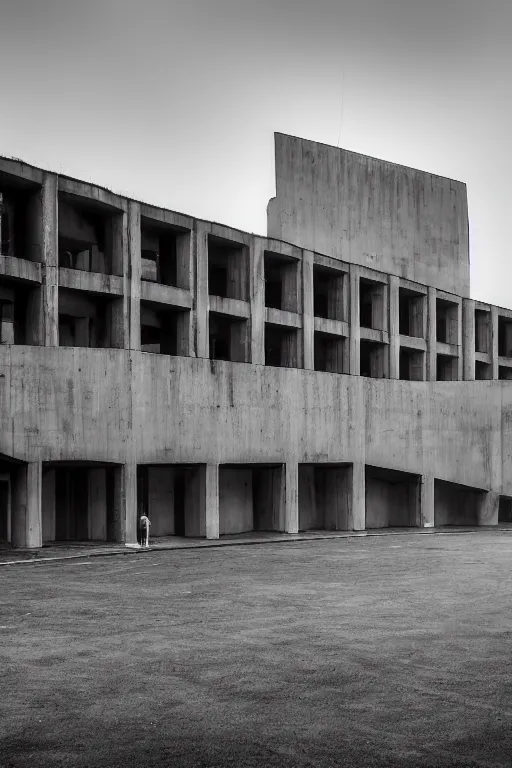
268,134,469,296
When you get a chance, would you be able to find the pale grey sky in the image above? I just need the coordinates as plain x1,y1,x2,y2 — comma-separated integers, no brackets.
0,0,510,305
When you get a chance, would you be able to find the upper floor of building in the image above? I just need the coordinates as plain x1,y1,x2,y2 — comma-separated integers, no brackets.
0,142,507,383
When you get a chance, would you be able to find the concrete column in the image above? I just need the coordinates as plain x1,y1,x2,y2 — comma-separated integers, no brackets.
250,237,265,365
462,299,475,380
349,266,360,375
491,306,499,380
42,469,56,543
42,174,59,347
12,462,42,549
178,230,196,356
109,211,129,348
128,201,141,351
88,468,107,541
420,474,435,527
302,249,314,370
348,461,365,531
479,490,499,526
195,222,209,358
426,287,437,381
388,275,400,379
204,464,220,539
455,302,463,380
281,462,299,533
113,462,137,544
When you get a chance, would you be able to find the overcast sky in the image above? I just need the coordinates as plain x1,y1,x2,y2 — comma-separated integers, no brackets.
0,0,510,305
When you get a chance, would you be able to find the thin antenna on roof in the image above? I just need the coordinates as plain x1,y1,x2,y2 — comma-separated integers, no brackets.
336,70,345,148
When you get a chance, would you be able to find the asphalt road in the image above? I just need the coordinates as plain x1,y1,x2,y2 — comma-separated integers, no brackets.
2,531,512,767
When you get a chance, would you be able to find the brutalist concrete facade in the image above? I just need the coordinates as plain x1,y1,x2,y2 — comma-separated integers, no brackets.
1,133,512,549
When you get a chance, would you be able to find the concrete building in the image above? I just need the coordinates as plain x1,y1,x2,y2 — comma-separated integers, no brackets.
1,132,512,549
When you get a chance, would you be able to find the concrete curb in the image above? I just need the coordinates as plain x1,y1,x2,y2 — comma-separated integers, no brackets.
1,526,511,567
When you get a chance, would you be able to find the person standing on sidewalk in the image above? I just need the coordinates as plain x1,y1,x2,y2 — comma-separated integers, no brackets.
139,513,151,548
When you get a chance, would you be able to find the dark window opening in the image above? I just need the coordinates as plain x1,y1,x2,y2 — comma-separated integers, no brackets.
498,316,512,358
437,354,458,381
208,237,248,301
313,266,344,321
475,361,491,380
314,332,345,373
264,323,299,368
436,299,458,345
264,252,298,312
475,309,491,354
498,366,512,381
400,348,425,381
360,340,387,378
399,289,424,338
209,312,248,363
140,222,186,287
0,182,41,261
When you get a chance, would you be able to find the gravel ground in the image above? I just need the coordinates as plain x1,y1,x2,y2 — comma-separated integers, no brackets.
2,531,512,767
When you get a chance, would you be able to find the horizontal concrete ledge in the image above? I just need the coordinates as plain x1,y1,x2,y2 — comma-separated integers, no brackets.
1,525,511,566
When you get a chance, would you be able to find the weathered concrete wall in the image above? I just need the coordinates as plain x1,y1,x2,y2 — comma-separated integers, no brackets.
267,134,470,296
0,347,511,498
434,480,480,526
219,468,252,534
148,466,174,536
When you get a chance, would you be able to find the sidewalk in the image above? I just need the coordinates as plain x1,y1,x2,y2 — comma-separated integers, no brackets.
2,525,512,566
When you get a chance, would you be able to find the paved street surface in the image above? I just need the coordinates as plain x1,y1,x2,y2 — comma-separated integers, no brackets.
2,531,512,767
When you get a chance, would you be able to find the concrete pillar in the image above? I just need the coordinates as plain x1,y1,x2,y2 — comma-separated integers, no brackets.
42,174,59,347
88,468,107,541
420,474,435,527
491,306,499,380
112,462,137,544
349,267,360,375
178,230,196,356
12,462,42,549
109,211,129,348
128,201,141,351
204,464,219,539
280,462,299,533
348,461,365,531
462,299,475,380
388,275,400,379
250,237,265,365
42,469,56,543
426,287,437,381
479,490,499,526
302,250,314,370
195,222,209,358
